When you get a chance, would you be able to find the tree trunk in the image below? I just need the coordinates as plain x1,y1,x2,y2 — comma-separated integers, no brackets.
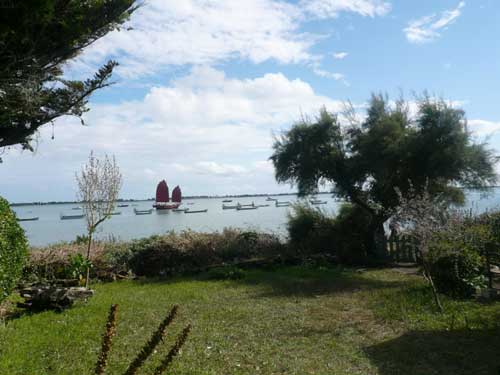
85,231,93,289
422,260,444,312
366,216,389,262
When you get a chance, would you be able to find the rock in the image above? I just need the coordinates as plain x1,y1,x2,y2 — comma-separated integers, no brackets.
18,286,94,311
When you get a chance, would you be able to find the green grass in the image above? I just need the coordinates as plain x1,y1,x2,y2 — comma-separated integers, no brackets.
1,266,499,374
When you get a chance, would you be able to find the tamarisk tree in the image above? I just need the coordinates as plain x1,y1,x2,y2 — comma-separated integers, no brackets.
271,95,497,258
76,152,122,287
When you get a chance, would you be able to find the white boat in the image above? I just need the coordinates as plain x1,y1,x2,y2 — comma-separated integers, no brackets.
134,208,153,215
222,204,238,209
310,200,327,205
172,208,187,212
275,201,291,207
17,216,39,222
236,205,258,211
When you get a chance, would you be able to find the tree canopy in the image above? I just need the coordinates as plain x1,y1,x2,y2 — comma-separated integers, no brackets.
0,0,138,152
271,94,497,253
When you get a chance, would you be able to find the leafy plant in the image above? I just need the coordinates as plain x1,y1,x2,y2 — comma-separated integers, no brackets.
67,253,94,283
0,196,29,303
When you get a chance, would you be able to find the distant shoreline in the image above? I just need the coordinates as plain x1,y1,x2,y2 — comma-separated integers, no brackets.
9,192,334,207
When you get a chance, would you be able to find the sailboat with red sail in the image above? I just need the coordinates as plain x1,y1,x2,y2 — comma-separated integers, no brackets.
153,180,181,209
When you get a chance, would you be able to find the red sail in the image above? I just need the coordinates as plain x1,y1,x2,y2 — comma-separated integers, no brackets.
155,180,170,203
172,186,182,202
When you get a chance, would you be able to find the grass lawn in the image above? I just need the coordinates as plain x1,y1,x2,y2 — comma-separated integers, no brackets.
1,265,499,374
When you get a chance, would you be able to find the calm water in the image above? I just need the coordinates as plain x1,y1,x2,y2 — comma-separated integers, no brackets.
13,190,500,247
14,195,339,247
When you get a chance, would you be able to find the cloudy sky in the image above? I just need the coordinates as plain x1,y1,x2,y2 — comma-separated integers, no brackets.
2,0,500,202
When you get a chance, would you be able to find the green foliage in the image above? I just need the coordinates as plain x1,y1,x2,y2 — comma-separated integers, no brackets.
271,95,497,253
0,0,138,150
74,234,90,245
430,247,486,298
287,202,374,264
332,204,375,264
67,253,93,281
128,230,283,277
0,196,29,303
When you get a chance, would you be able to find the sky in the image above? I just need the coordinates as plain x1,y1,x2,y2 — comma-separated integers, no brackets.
2,0,500,202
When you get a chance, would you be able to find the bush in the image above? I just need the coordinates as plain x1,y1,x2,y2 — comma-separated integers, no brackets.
24,229,284,280
331,204,374,264
287,203,336,254
127,229,284,277
430,246,486,298
0,197,29,303
286,202,373,264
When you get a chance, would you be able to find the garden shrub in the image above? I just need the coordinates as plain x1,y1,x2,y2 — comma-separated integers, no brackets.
286,202,373,264
128,229,284,277
429,245,486,298
331,204,374,264
24,229,284,280
0,196,29,303
287,203,336,254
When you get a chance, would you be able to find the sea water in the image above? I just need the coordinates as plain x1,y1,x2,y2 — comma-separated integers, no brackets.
13,190,500,247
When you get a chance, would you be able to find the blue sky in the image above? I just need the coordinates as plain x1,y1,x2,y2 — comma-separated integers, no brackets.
2,0,500,202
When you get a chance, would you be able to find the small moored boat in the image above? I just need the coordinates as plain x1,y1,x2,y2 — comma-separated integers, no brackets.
222,199,232,203
117,204,129,208
310,200,327,205
222,204,238,209
172,208,187,212
236,205,258,211
134,208,153,215
71,206,82,210
17,216,39,222
60,213,85,220
184,209,208,214
275,201,291,207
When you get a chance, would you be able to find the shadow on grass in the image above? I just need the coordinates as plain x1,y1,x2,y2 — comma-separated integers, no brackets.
232,265,411,299
365,328,500,375
126,262,415,299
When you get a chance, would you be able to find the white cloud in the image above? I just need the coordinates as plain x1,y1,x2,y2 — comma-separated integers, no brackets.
0,67,342,200
333,52,349,59
172,162,248,177
71,0,390,79
301,0,391,18
404,1,465,44
467,119,500,136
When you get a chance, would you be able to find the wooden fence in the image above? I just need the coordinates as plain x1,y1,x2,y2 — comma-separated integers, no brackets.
385,234,419,263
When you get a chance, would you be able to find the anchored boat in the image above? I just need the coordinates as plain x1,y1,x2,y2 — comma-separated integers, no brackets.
134,208,153,215
17,216,39,222
60,213,85,220
184,208,208,214
153,180,181,210
275,201,291,207
236,205,258,211
310,200,327,205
